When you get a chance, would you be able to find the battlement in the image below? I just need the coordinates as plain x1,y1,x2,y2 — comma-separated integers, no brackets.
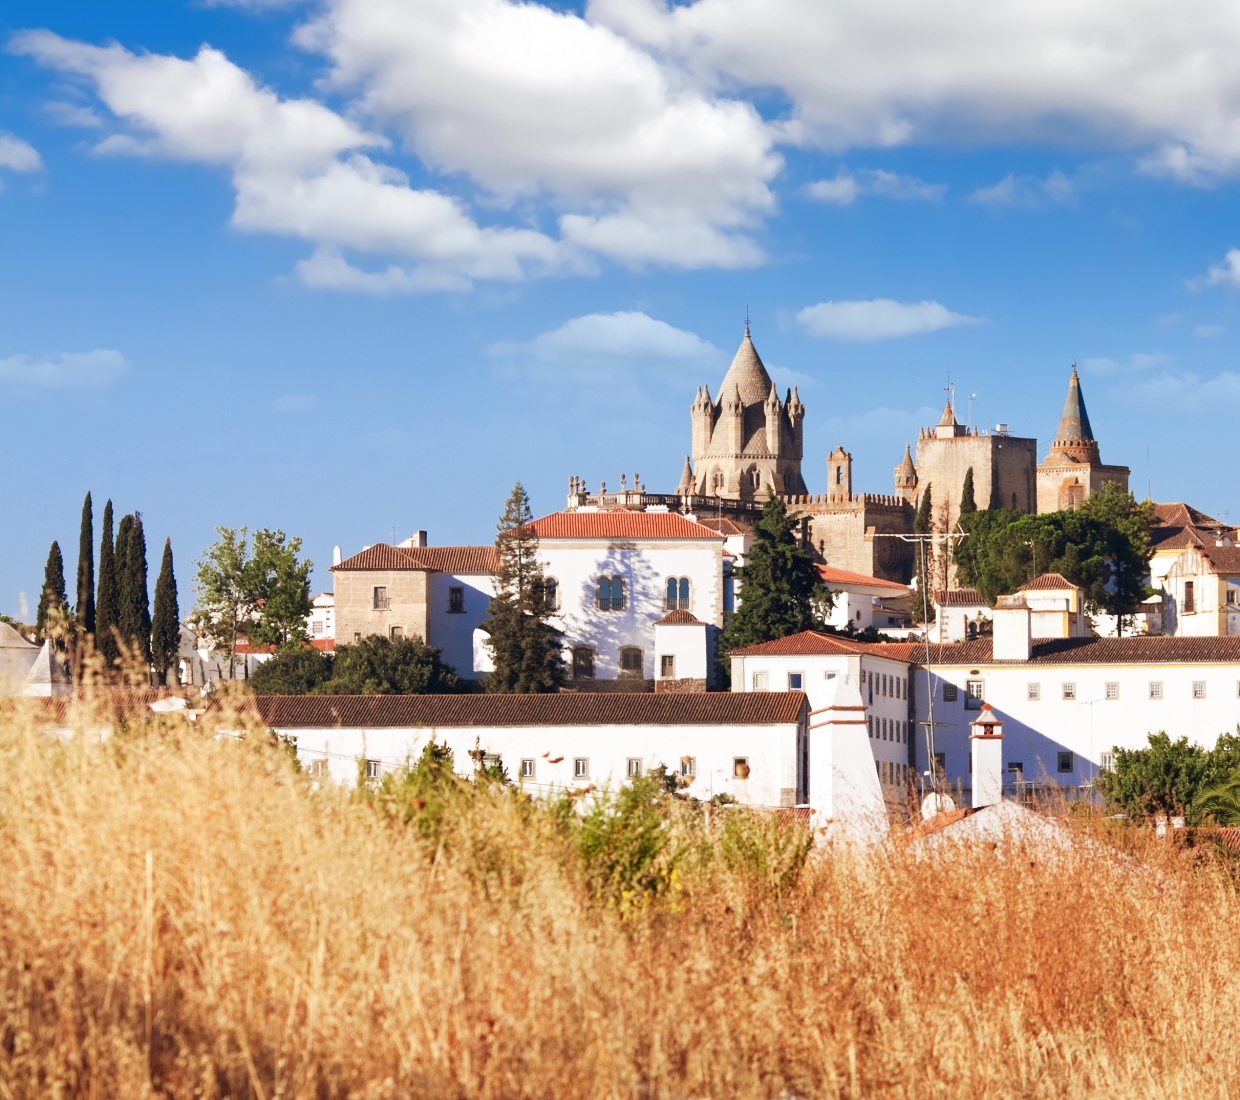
564,486,911,518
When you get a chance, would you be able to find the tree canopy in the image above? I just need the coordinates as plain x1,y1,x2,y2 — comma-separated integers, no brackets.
95,500,120,672
317,634,462,695
959,468,977,515
249,645,334,694
75,492,94,638
151,538,180,684
35,541,68,642
245,529,313,649
1095,730,1240,823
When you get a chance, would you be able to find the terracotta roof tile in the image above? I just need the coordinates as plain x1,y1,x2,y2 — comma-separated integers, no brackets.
818,565,910,592
333,544,498,573
1151,528,1207,551
242,692,807,729
656,609,703,625
1199,546,1240,574
912,636,1240,666
935,588,988,607
1018,572,1081,591
695,517,752,535
524,512,724,540
1153,502,1226,529
729,631,909,658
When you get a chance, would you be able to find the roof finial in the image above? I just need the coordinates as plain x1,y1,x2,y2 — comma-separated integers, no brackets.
745,304,750,337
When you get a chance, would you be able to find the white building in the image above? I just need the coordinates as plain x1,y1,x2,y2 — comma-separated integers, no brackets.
929,588,992,643
0,621,40,693
818,565,912,632
307,592,334,643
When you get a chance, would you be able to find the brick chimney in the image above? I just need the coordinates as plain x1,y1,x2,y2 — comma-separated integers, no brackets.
969,704,1004,808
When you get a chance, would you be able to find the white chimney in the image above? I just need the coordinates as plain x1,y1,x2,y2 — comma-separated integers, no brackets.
398,530,429,548
969,704,1004,808
332,545,342,567
992,593,1031,661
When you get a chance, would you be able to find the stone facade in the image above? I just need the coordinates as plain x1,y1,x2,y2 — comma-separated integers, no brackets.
1035,367,1129,513
334,563,430,646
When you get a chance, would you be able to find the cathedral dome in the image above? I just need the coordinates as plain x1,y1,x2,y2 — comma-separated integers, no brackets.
718,329,775,406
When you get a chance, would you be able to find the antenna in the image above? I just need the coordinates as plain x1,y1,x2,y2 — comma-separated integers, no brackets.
967,392,977,430
745,304,750,336
943,370,955,414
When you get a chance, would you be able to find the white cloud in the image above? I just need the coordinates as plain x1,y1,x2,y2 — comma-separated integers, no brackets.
590,0,1240,179
1121,370,1240,412
0,133,42,173
494,311,720,363
1195,324,1225,337
796,299,981,341
43,101,104,128
1081,351,1172,375
970,170,1073,206
0,349,127,388
1195,248,1240,289
804,168,943,205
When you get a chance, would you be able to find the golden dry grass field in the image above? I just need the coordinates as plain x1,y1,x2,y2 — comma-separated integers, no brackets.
1,693,1238,1099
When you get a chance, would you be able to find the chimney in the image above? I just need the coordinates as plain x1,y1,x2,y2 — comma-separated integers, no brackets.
332,545,342,567
969,704,1004,808
992,593,1031,661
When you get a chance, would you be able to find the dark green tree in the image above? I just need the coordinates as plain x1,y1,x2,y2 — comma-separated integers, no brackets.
1095,730,1240,823
914,483,933,535
96,501,120,671
718,493,830,659
75,492,94,637
481,482,565,693
317,634,461,694
960,468,977,514
912,483,933,616
249,645,333,694
244,529,313,649
118,512,150,665
35,541,69,642
150,538,180,685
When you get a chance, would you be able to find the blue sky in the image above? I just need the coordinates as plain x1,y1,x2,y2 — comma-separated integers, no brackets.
2,0,1240,613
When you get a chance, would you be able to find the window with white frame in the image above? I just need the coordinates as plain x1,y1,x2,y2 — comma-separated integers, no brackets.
1062,682,1076,700
965,680,984,710
365,759,381,780
680,756,696,778
574,757,589,779
1028,682,1041,701
1193,680,1207,699
520,758,535,779
1149,681,1163,700
733,757,750,779
308,758,329,780
1105,682,1119,700
789,671,804,690
626,758,642,778
312,620,323,635
660,654,676,678
753,671,768,691
1100,752,1114,772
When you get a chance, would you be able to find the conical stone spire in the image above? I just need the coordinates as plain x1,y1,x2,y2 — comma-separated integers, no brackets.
718,329,775,406
1054,366,1095,443
676,455,696,496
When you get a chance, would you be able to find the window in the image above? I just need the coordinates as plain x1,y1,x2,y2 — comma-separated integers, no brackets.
1105,682,1119,700
1149,681,1163,700
365,759,381,780
664,576,691,611
933,752,945,775
789,672,804,690
1062,682,1076,700
943,683,958,703
1028,682,1041,701
1008,762,1025,781
308,759,329,780
596,576,626,611
660,654,676,678
572,646,595,679
389,626,404,639
372,585,390,610
353,632,361,643
752,671,768,691
312,620,324,635
1228,586,1239,606
1193,680,1207,699
965,680,984,710
733,757,750,779
1184,580,1195,614
532,578,558,610
627,758,643,778
1099,752,1114,773
520,758,536,779
680,756,697,778
620,647,644,675
447,586,464,614
573,758,589,779
1057,751,1074,774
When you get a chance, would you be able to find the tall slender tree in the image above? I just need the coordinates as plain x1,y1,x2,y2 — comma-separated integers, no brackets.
96,501,120,671
35,541,68,642
75,492,94,637
960,468,977,514
913,483,933,616
481,482,565,693
150,538,180,685
119,512,151,666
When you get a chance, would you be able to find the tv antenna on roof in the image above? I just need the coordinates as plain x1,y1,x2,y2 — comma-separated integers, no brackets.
944,371,955,413
745,304,750,336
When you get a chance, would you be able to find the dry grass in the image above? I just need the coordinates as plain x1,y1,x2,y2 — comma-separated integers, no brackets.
1,696,1239,1099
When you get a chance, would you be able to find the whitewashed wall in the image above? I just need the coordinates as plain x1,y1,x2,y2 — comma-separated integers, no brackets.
426,570,498,678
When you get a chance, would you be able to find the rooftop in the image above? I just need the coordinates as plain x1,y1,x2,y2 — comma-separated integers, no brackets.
717,329,775,406
935,588,988,608
521,511,724,541
817,564,910,592
656,609,703,625
729,631,909,658
1054,367,1095,442
913,635,1240,666
1018,572,1081,592
333,545,499,573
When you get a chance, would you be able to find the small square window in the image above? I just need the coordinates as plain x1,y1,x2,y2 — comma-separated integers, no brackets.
965,680,984,709
520,758,535,779
353,632,361,643
1193,680,1207,699
943,683,958,703
626,757,642,778
1027,682,1041,701
1105,682,1119,700
573,757,589,779
1149,681,1163,700
1008,762,1025,780
789,672,803,690
1062,682,1076,700
680,756,697,778
312,620,324,635
752,671,768,691
660,654,676,678
309,759,329,780
1057,751,1074,774
733,757,750,779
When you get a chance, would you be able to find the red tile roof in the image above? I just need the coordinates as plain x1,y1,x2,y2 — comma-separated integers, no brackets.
242,692,807,729
935,588,988,607
695,517,752,536
523,512,724,540
1018,572,1080,591
818,565,910,592
1199,546,1240,574
333,544,498,573
912,636,1240,666
311,639,335,652
1153,502,1226,529
656,609,703,625
729,631,911,658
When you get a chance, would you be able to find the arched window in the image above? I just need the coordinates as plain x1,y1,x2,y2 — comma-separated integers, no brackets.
619,646,643,676
596,576,626,611
572,646,595,679
532,577,558,610
664,577,691,611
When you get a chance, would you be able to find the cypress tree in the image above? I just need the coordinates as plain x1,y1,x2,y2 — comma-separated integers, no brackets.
960,468,977,514
35,541,68,641
96,501,120,670
913,484,933,616
119,513,151,665
75,492,94,637
150,537,180,685
914,483,933,535
481,482,565,693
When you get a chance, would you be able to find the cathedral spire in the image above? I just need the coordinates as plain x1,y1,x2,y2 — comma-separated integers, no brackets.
1054,365,1095,443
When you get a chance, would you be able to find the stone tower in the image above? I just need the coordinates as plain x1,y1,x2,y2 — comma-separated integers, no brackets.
685,327,808,499
893,444,918,502
1035,367,1129,512
827,445,852,498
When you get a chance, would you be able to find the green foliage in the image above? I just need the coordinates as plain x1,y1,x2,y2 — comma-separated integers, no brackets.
954,484,1155,626
959,468,977,515
150,538,180,681
482,482,565,693
96,500,120,670
1196,773,1240,827
249,645,334,694
357,741,463,843
118,513,150,664
316,634,462,695
0,614,25,631
1095,730,1240,823
719,493,831,658
190,526,252,678
35,541,69,642
246,529,313,649
718,809,814,898
913,483,932,535
75,492,94,637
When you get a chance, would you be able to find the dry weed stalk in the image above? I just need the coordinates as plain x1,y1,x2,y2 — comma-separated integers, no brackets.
0,695,1237,1099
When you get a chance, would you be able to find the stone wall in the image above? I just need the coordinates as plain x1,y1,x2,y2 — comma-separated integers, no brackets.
914,433,1038,529
334,568,429,646
1035,462,1129,514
